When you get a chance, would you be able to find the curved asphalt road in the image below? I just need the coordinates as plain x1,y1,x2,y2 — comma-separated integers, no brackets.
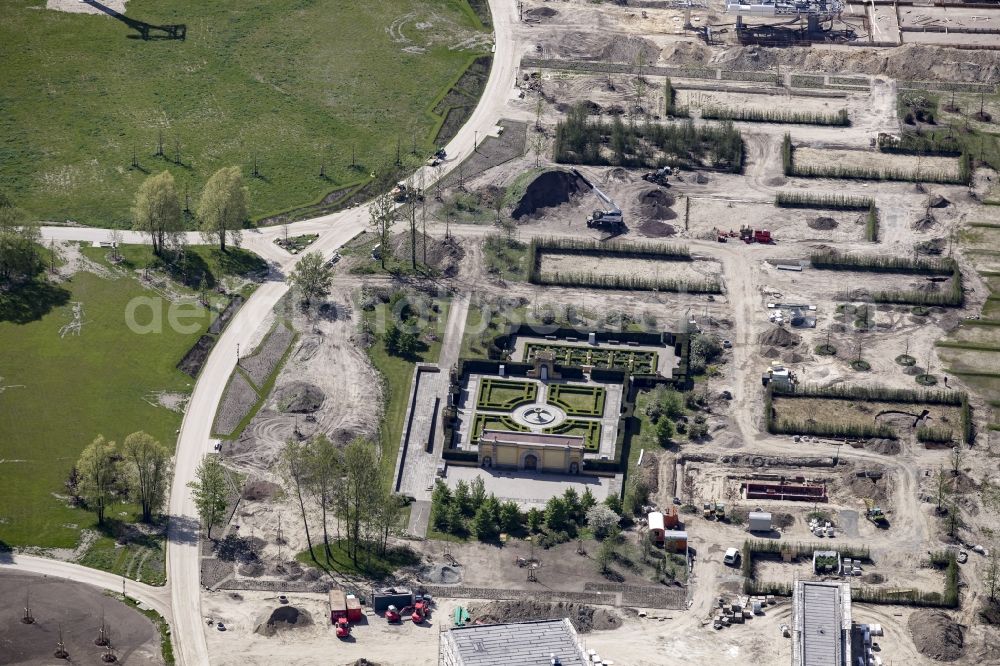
26,1,519,663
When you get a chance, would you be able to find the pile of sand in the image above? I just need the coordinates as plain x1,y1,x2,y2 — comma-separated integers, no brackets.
759,326,801,348
468,601,622,633
524,6,557,19
908,610,964,661
273,381,325,413
867,439,902,455
638,189,677,221
511,170,587,220
254,606,314,637
808,216,838,230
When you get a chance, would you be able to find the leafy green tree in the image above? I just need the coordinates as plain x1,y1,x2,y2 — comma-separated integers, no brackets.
563,488,581,523
132,171,181,256
198,166,248,252
121,431,170,523
473,503,499,541
604,493,623,515
656,417,674,446
454,480,473,517
586,504,621,540
288,251,333,305
372,488,403,556
498,500,522,534
470,476,487,511
0,193,42,285
336,438,381,562
306,434,342,559
281,438,315,556
596,537,616,574
527,507,544,533
623,477,649,516
77,435,119,526
368,191,395,270
384,323,401,355
189,455,229,539
580,487,597,514
431,481,455,532
545,496,570,532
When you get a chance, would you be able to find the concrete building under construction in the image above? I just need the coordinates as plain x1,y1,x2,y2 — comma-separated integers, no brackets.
791,581,852,666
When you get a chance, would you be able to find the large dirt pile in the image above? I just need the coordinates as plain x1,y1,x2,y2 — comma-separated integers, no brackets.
601,35,660,66
908,611,964,661
273,381,325,413
511,170,587,220
638,189,677,221
808,216,838,231
759,326,801,348
254,606,314,637
420,563,462,584
468,600,622,633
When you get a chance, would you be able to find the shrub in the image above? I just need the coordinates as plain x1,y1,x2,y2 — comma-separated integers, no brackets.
917,426,954,443
703,106,849,126
774,192,873,210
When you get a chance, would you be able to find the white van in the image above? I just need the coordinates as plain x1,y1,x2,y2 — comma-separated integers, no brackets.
723,547,740,566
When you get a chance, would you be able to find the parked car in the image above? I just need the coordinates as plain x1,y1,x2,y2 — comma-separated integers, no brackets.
723,547,741,566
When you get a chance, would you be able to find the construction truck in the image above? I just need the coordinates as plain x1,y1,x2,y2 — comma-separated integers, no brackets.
642,166,672,186
571,169,625,233
864,499,887,526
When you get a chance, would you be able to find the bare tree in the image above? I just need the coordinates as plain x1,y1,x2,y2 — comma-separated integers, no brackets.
369,192,395,270
281,439,315,558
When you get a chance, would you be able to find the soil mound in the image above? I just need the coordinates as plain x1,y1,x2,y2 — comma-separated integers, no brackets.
928,195,951,208
242,480,283,501
468,600,621,633
420,563,463,584
600,36,660,66
913,213,937,230
808,216,838,230
254,606,314,637
908,610,963,661
867,439,901,455
273,381,325,414
759,326,801,348
606,167,630,183
637,220,677,238
639,189,677,221
525,6,557,18
511,170,587,220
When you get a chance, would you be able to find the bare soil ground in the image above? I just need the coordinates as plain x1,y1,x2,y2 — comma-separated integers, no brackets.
538,254,719,284
0,571,162,665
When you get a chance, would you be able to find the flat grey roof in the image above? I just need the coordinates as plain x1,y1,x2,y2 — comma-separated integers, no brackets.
798,582,843,666
442,618,587,666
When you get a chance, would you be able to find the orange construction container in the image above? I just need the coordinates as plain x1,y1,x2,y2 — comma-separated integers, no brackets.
346,594,363,623
664,506,680,529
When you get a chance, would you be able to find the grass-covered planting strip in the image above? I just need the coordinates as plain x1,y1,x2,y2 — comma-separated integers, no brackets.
547,384,607,417
917,425,954,444
523,342,658,374
0,0,488,226
702,107,849,126
811,251,964,307
297,539,420,580
527,238,722,294
774,192,873,210
476,378,538,411
554,103,743,173
544,419,602,451
472,413,527,442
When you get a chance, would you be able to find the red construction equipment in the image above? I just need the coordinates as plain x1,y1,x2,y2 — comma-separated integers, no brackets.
329,590,348,623
335,616,350,639
411,600,428,624
739,226,774,244
386,605,402,623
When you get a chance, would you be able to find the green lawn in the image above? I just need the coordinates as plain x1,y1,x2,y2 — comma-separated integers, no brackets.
547,383,606,416
0,270,207,548
364,298,449,488
476,378,537,410
471,412,526,442
1,0,488,226
297,539,420,580
545,419,602,450
78,533,167,586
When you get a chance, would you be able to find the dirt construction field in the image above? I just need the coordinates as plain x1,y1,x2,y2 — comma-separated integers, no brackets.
0,571,163,665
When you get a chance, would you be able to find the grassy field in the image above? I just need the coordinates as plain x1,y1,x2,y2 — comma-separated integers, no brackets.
0,270,205,548
0,0,489,226
0,244,262,557
364,298,449,488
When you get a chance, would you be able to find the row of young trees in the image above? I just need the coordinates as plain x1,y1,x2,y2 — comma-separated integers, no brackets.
70,432,171,526
132,167,248,255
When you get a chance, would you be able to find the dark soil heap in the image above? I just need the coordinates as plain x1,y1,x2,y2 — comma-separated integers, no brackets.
759,326,801,348
808,216,838,230
274,381,325,413
511,170,587,220
638,189,677,221
908,610,964,661
468,600,621,633
254,606,314,637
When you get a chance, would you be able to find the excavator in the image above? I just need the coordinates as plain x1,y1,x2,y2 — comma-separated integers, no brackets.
864,498,888,527
572,169,625,233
